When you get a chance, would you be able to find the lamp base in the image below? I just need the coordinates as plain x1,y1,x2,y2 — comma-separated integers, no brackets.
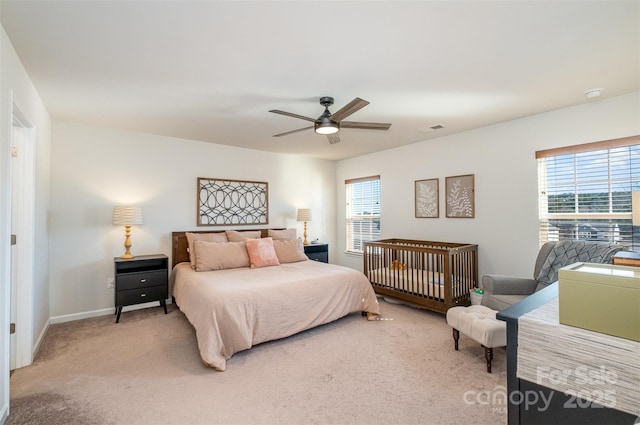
303,221,309,245
121,225,135,259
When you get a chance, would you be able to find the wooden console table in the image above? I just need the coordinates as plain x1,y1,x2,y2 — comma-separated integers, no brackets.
612,251,640,267
497,284,639,425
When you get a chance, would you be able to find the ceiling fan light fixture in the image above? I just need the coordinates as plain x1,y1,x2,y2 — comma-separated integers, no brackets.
314,117,339,135
270,96,389,142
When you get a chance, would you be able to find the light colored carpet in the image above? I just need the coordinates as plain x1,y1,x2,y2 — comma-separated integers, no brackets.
8,298,507,425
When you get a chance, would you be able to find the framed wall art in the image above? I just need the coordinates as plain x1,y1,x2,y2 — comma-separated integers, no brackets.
445,174,475,218
197,177,269,226
415,178,439,218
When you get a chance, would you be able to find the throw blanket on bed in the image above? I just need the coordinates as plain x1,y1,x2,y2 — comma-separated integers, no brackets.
171,260,380,371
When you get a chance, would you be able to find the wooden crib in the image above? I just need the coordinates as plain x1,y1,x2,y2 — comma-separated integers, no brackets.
363,239,478,314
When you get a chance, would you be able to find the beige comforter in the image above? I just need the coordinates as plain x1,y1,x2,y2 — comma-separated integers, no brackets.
171,260,380,371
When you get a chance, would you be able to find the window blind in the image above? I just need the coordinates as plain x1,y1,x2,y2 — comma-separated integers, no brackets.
345,175,381,253
537,136,640,248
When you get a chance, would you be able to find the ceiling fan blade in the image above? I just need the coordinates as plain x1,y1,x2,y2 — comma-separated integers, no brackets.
273,126,313,137
269,109,316,122
341,121,392,130
329,98,369,122
327,134,341,144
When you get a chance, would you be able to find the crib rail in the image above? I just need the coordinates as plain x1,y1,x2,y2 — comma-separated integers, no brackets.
363,239,478,314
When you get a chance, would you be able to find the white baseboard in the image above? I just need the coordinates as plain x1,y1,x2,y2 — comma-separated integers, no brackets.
49,300,172,325
31,317,51,362
1,402,8,425
49,307,114,324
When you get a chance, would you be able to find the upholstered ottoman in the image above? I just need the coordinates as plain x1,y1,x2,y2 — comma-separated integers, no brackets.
446,305,506,373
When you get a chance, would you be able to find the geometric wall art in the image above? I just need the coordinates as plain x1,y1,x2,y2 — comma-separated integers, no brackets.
445,174,475,218
415,178,439,218
197,177,269,226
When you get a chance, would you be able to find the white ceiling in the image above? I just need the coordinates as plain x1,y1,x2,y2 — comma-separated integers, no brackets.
1,1,638,160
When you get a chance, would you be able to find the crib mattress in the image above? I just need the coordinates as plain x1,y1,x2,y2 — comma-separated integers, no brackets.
368,267,457,299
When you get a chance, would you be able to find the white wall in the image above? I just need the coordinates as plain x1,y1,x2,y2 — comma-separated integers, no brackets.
0,26,51,422
49,121,336,317
336,92,640,279
50,92,640,319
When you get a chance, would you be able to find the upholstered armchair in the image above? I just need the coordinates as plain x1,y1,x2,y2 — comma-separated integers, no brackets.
481,240,627,311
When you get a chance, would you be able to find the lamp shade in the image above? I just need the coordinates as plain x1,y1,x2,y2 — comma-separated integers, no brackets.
113,206,144,226
633,192,640,226
296,208,312,222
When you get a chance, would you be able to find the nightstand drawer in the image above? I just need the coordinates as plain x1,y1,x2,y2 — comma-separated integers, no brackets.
116,285,168,307
304,244,326,254
304,243,328,263
117,270,167,291
307,252,328,263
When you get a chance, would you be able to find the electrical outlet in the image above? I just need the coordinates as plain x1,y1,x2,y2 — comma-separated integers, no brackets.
107,278,115,289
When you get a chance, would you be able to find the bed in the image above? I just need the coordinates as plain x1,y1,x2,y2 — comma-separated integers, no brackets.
363,238,478,314
170,230,380,371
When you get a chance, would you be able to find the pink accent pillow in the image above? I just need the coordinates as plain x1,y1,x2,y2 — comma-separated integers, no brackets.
245,237,280,269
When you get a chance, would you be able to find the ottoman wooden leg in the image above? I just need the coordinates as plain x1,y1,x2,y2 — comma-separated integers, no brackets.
483,345,493,373
453,328,460,351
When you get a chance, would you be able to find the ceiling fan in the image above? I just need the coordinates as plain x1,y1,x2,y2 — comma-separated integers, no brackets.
269,97,391,144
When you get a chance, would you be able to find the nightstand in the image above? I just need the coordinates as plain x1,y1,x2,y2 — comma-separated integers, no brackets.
304,243,328,263
114,254,168,323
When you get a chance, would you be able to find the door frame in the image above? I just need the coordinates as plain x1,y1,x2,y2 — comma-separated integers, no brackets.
10,102,35,369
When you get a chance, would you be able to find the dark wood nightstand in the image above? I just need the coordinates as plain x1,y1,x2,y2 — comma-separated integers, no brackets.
304,243,328,263
114,254,168,323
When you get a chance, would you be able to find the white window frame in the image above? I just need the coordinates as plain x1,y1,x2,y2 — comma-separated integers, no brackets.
537,135,640,248
345,175,381,254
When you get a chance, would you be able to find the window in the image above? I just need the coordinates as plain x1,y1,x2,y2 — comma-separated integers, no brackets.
537,136,640,248
345,175,381,253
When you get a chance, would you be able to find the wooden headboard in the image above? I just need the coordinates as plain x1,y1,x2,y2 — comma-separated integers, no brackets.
171,228,285,268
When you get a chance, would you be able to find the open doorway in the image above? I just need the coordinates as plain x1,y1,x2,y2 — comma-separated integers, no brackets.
10,104,35,371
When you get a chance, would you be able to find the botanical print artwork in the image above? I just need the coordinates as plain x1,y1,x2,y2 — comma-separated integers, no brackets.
446,174,474,218
415,179,439,218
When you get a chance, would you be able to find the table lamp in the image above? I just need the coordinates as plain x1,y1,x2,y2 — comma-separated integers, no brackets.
296,208,312,245
113,206,143,259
